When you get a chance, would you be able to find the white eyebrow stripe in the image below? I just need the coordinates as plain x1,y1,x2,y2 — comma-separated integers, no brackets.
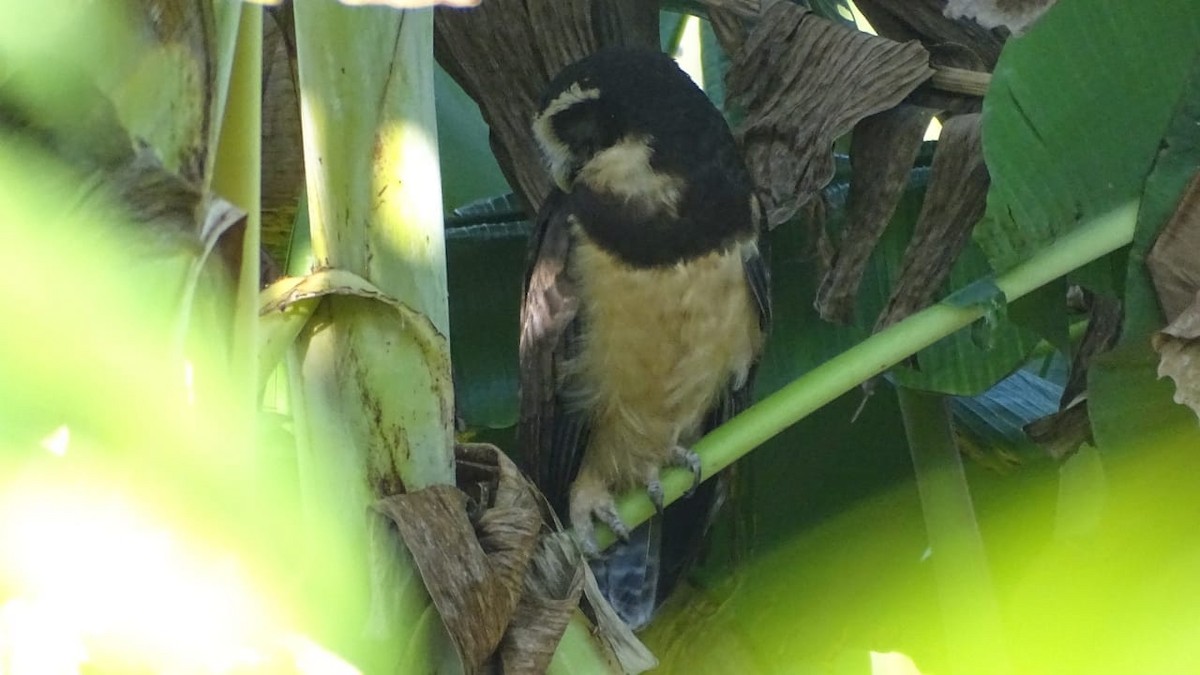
532,83,603,191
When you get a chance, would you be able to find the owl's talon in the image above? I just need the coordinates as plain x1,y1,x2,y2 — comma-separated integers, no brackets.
576,528,601,559
647,480,665,515
670,445,703,498
597,502,631,542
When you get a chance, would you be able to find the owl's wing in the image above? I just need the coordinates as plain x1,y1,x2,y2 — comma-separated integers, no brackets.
518,189,588,517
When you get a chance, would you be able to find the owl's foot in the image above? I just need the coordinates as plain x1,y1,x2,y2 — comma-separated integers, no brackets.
570,478,630,558
569,447,705,556
669,445,703,497
642,445,703,515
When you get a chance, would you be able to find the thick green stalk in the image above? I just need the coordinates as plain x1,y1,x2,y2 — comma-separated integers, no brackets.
211,3,263,412
897,387,1010,675
290,3,453,670
598,200,1139,549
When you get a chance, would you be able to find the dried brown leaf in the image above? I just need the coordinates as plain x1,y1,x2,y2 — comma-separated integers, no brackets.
1025,402,1092,462
1153,291,1200,423
261,6,304,265
456,446,653,674
707,7,750,57
376,443,606,674
874,113,987,330
816,104,936,323
944,0,1057,35
1061,294,1123,408
1147,171,1200,323
854,0,1006,70
457,443,544,611
1024,293,1122,461
916,43,989,114
693,0,761,18
376,486,517,674
499,533,587,674
435,0,659,212
727,4,933,226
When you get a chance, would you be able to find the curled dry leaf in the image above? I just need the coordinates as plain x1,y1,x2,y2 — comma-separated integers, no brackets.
874,113,988,331
376,443,599,674
727,2,933,226
461,443,655,674
816,104,936,323
1153,291,1200,423
692,0,761,18
435,0,659,212
499,533,586,673
1025,293,1123,460
259,267,449,367
854,0,1006,70
944,0,1057,36
261,6,305,265
1025,402,1092,462
1147,171,1200,422
1147,171,1200,323
375,485,518,674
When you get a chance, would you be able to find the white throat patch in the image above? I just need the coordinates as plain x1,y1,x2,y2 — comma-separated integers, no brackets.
579,136,684,215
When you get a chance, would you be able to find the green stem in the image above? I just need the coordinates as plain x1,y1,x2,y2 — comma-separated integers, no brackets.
897,387,1010,675
665,12,690,56
597,200,1139,549
212,3,263,411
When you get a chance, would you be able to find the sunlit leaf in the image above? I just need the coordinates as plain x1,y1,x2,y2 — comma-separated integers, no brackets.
978,0,1200,274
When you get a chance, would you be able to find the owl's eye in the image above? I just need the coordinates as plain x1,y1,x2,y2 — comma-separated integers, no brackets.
551,99,617,163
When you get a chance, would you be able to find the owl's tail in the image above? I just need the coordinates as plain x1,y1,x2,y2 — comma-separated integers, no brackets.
590,518,661,629
589,477,721,629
